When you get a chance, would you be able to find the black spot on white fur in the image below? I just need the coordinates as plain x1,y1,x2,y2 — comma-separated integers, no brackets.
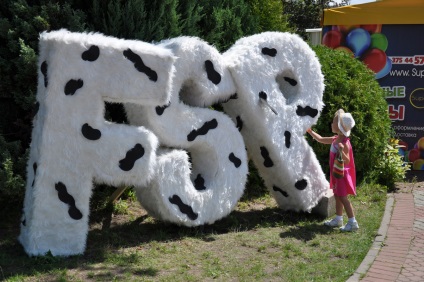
260,146,274,167
55,182,83,220
262,47,277,57
169,195,198,220
187,119,218,141
284,77,297,86
284,131,291,148
82,45,100,61
64,79,83,95
204,60,221,85
296,105,318,118
295,179,308,190
156,102,170,116
194,174,206,190
32,162,37,187
259,91,278,115
259,91,267,100
81,123,101,140
41,61,48,87
119,144,145,171
229,153,242,168
236,116,243,131
273,185,289,197
123,49,158,82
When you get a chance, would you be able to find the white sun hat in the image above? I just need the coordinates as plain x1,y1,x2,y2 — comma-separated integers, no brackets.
338,111,355,137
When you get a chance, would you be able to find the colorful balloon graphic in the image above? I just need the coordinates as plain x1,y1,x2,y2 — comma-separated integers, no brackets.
375,57,392,79
362,48,387,73
346,28,371,58
409,148,421,163
360,24,382,34
322,25,392,80
403,137,424,171
413,159,424,170
399,140,408,151
322,30,343,49
337,25,360,34
418,137,424,150
322,26,332,36
370,33,388,51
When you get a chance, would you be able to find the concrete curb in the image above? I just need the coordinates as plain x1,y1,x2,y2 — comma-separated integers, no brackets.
346,194,395,282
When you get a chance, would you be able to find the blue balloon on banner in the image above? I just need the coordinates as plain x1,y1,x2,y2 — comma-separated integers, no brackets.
346,28,371,58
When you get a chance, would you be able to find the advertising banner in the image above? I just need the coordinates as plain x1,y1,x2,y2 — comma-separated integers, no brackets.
322,24,424,170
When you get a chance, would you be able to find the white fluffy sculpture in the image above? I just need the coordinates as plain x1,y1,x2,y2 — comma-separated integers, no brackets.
125,37,248,226
19,29,175,256
222,32,328,212
20,29,329,256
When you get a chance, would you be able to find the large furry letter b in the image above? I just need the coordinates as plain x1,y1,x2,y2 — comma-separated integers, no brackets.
125,37,248,226
19,30,175,256
222,32,328,212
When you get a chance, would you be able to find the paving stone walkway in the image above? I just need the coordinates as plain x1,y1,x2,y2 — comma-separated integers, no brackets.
349,183,424,281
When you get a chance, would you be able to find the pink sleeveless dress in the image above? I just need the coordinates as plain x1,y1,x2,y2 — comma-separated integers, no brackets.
329,136,356,196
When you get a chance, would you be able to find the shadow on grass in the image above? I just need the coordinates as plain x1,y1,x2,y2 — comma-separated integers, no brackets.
83,205,326,260
279,223,335,242
0,199,326,280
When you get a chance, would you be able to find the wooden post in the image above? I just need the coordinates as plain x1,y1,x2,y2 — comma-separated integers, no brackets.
109,185,127,203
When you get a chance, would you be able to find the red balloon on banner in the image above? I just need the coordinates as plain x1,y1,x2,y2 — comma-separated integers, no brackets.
361,48,387,73
375,56,392,79
360,24,382,34
409,148,421,163
322,30,342,49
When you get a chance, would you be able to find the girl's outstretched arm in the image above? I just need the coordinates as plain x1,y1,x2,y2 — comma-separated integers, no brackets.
307,128,334,145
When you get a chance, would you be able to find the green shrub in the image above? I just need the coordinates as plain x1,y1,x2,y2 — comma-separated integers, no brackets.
0,135,27,205
311,45,393,184
0,0,87,204
90,0,181,42
370,138,410,191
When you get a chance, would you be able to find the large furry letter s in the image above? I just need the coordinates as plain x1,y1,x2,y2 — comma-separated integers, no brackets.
125,37,248,226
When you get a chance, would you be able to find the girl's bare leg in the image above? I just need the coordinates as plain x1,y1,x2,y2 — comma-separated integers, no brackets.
335,195,344,216
340,196,354,218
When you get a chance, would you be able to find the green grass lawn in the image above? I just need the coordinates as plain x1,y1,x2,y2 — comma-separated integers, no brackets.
0,183,386,281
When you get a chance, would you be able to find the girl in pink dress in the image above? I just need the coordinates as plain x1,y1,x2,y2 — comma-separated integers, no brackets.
307,109,358,232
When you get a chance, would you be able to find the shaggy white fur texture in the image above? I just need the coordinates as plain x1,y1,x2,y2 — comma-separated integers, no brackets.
21,30,329,256
19,29,175,256
125,37,248,226
222,32,329,212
